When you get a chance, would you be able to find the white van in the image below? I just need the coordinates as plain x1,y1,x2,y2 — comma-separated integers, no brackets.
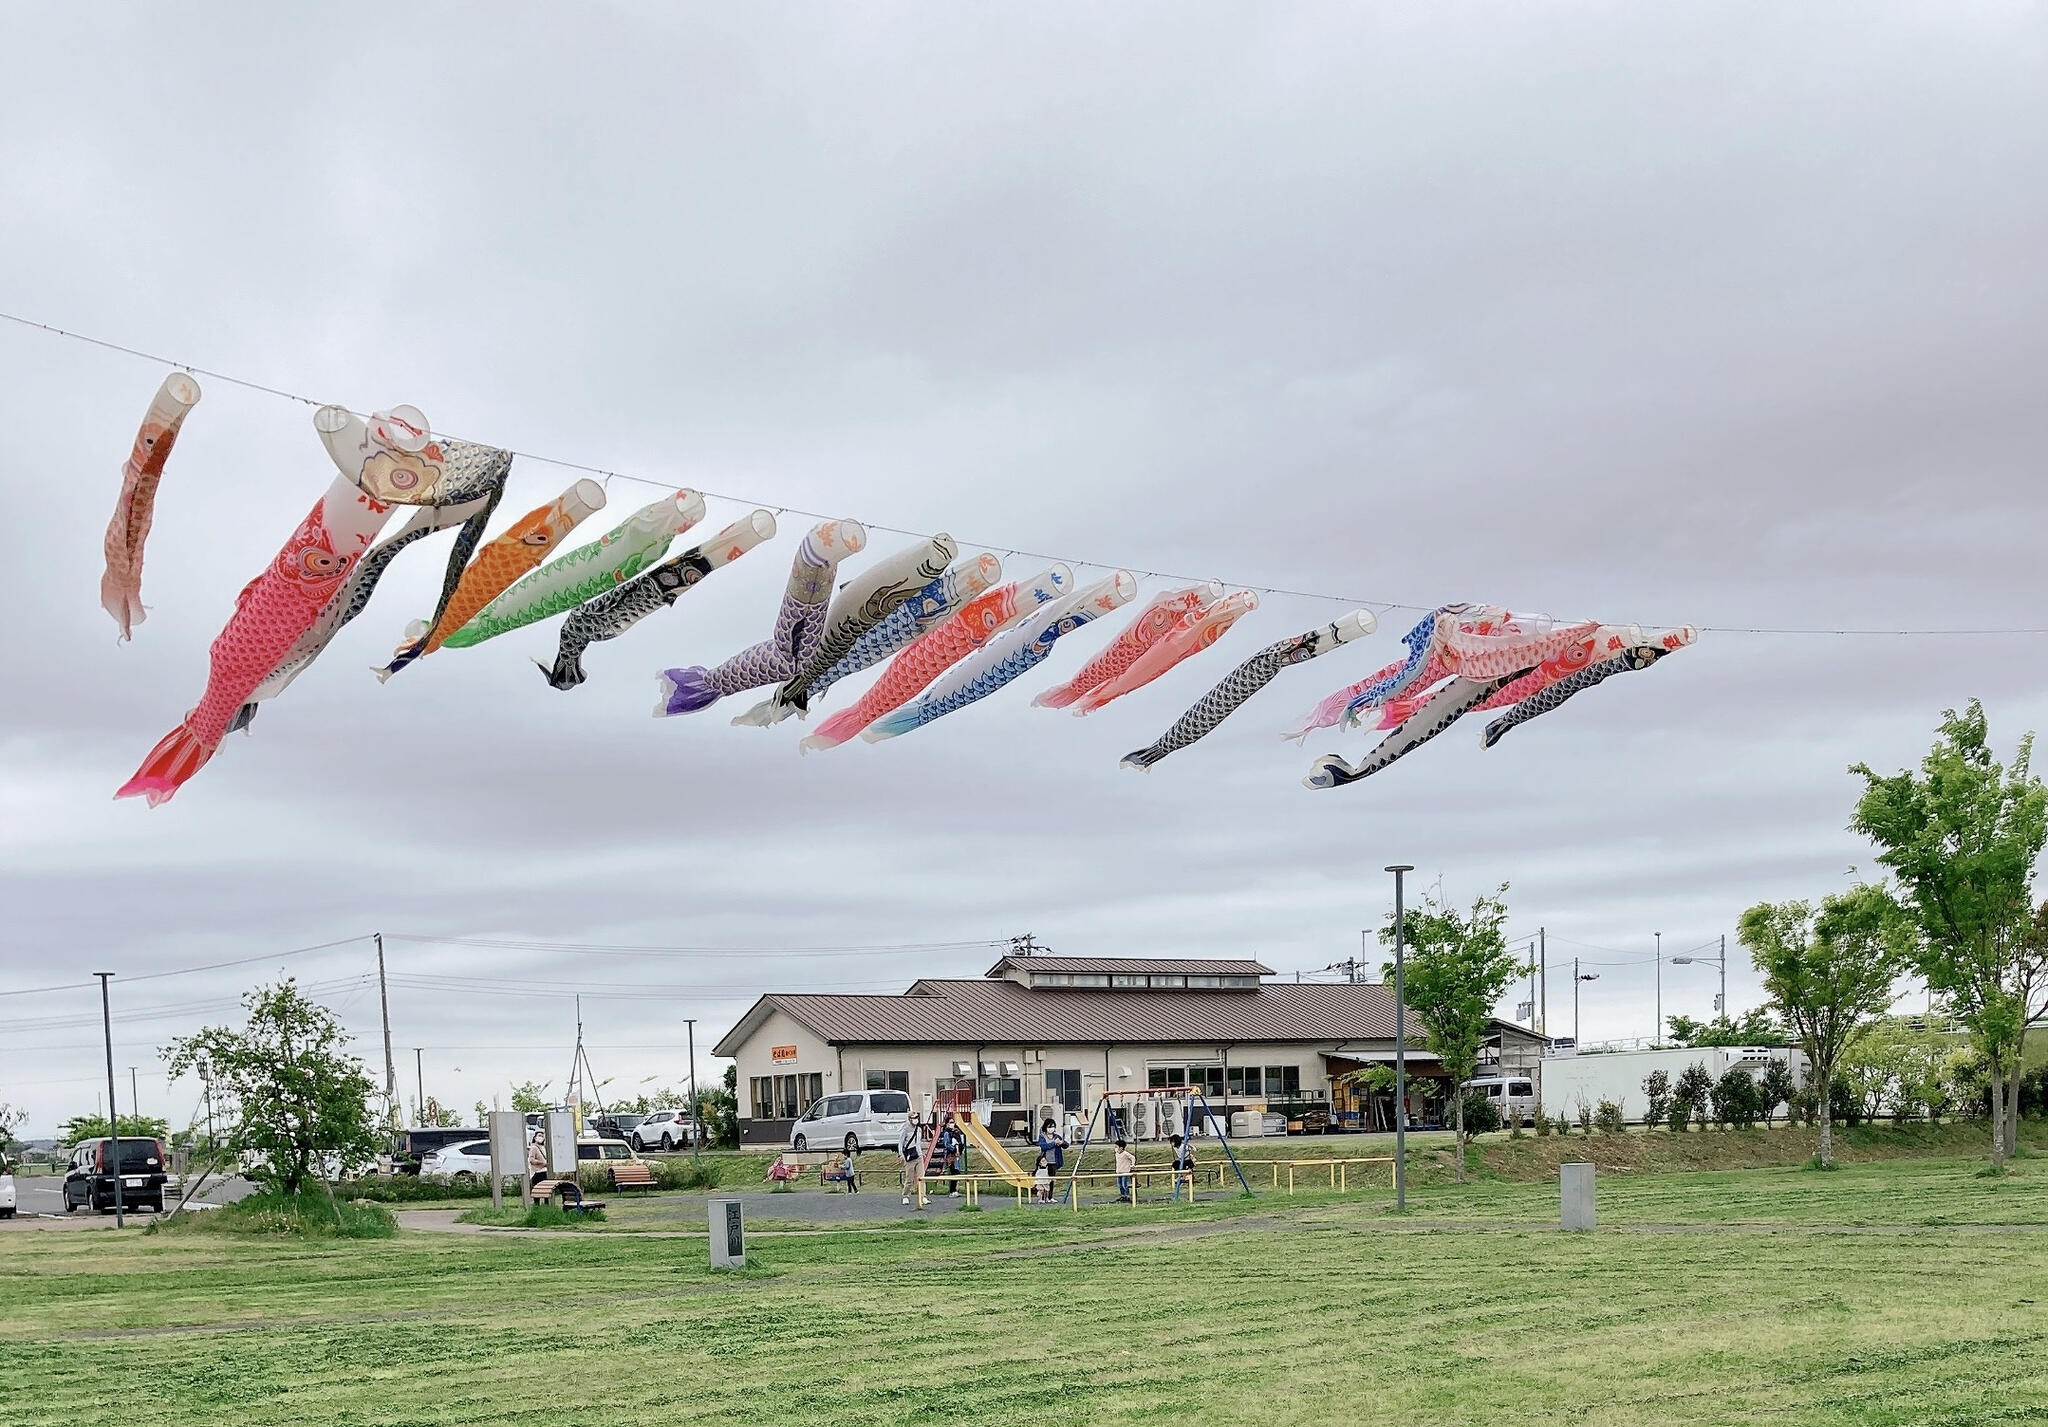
1462,1076,1537,1127
789,1090,913,1153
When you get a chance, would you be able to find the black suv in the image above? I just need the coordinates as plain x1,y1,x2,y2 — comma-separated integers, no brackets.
64,1137,169,1214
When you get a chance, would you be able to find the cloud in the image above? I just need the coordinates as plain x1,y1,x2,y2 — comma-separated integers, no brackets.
2,5,2044,1133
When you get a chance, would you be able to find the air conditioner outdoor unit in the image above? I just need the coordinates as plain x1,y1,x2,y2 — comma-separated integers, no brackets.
1158,1098,1185,1139
1128,1099,1156,1140
1035,1103,1060,1133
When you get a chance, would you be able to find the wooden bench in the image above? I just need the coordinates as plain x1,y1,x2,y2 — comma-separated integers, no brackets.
530,1179,607,1213
608,1163,657,1191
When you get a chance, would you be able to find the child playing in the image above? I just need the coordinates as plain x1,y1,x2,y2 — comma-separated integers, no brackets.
1169,1132,1196,1202
1114,1139,1136,1202
1032,1152,1053,1204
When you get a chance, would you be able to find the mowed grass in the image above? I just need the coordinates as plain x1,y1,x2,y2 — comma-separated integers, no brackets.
4,1154,2048,1426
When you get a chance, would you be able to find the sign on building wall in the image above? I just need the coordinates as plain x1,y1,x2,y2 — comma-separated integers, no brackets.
770,1044,798,1063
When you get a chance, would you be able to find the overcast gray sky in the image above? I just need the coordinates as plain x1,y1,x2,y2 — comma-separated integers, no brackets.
3,6,2045,1136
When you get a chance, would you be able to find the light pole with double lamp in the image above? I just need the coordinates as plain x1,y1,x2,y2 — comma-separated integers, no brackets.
1385,864,1414,1212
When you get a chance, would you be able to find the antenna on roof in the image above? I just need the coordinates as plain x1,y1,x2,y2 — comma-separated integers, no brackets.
1011,933,1048,958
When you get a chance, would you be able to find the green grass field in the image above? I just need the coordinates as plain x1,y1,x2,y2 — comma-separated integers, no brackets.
4,1135,2046,1425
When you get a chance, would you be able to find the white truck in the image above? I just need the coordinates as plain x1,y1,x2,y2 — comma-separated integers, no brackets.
1536,1045,1806,1124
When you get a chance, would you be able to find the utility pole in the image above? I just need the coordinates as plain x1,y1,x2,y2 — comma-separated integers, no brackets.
414,1047,425,1125
1525,941,1537,1027
1573,961,1600,1048
1719,933,1728,1017
1538,927,1547,1038
375,932,398,1130
686,1018,701,1161
95,972,124,1229
129,1066,139,1127
1386,864,1414,1213
1654,932,1663,1048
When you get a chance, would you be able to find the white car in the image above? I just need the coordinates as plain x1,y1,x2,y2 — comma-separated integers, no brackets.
420,1139,493,1183
0,1161,14,1219
628,1110,693,1153
789,1089,912,1154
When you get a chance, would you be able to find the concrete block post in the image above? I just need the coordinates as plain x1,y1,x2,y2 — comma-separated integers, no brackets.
709,1197,746,1269
1561,1162,1596,1231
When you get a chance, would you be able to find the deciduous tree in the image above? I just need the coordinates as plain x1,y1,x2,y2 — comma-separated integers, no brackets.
1379,883,1520,1183
164,979,381,1195
1738,888,1905,1168
1851,701,2048,1166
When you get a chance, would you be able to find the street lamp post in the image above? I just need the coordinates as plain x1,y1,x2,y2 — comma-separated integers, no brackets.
1385,865,1414,1213
1573,959,1599,1048
94,972,124,1229
1672,936,1730,1023
1654,932,1662,1048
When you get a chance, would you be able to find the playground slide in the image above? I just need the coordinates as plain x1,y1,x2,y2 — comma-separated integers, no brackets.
957,1115,1033,1186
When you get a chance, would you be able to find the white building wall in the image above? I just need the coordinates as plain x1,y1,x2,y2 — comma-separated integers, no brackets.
1538,1046,1809,1123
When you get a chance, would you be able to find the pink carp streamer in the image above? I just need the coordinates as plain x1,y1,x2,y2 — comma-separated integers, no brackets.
117,404,447,806
1071,589,1259,715
1033,583,1217,710
798,565,1072,753
1373,622,1652,728
101,373,202,639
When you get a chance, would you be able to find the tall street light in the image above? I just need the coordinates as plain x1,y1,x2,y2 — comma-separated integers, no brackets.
1385,864,1414,1212
1672,934,1729,1023
1654,932,1663,1047
1573,959,1599,1048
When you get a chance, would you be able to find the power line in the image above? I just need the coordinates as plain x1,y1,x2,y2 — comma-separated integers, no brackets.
383,933,1014,959
0,934,375,1000
7,307,2046,638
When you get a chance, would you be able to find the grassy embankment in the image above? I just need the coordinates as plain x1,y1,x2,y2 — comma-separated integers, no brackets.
5,1142,2048,1425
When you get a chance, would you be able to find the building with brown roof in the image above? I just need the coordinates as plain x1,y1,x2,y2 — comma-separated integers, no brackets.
714,953,1544,1143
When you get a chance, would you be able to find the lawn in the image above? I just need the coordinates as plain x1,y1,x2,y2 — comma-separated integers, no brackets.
2,1149,2045,1425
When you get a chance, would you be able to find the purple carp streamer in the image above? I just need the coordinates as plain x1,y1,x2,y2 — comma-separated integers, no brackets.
542,510,775,690
102,373,202,640
654,520,865,717
1303,672,1525,789
732,535,959,727
1122,611,1375,772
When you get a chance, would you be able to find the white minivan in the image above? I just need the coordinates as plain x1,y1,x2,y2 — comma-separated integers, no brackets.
1463,1075,1537,1127
789,1089,913,1154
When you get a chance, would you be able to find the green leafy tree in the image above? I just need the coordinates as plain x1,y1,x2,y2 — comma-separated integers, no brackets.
1672,1062,1714,1131
413,1098,461,1129
57,1113,170,1144
1852,701,2048,1166
1738,888,1905,1168
1379,883,1520,1183
1642,1070,1673,1129
1710,1069,1766,1128
509,1081,551,1114
1757,1060,1797,1127
1665,1009,1788,1047
0,1103,26,1154
164,979,381,1195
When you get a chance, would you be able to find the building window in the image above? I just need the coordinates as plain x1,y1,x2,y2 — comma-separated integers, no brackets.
749,1077,772,1119
1046,1069,1083,1111
1264,1066,1303,1097
1032,973,1071,986
1070,973,1109,987
1228,1066,1264,1096
985,1077,1022,1105
1190,1066,1224,1096
1149,975,1186,988
1223,975,1260,989
864,1070,910,1092
1186,975,1221,988
755,1073,826,1119
1111,973,1146,987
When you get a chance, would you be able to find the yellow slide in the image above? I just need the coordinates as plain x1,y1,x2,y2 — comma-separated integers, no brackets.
958,1113,1033,1186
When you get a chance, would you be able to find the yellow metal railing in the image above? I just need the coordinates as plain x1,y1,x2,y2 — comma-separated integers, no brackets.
1266,1157,1393,1193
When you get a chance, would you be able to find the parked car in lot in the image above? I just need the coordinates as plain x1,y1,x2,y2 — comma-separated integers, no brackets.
393,1127,492,1175
575,1137,644,1166
63,1137,168,1214
788,1089,912,1154
587,1112,645,1144
419,1139,493,1184
628,1110,693,1152
0,1156,15,1219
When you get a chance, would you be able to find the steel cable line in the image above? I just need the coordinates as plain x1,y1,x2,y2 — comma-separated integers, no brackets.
7,308,2046,637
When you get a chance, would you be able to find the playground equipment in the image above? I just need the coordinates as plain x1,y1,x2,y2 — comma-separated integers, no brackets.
915,1085,1034,1206
1064,1088,1254,1205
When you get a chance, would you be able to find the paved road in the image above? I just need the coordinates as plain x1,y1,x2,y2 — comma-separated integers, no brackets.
7,1175,254,1221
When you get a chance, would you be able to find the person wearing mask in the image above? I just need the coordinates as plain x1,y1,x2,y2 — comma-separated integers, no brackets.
1032,1152,1053,1204
1113,1138,1136,1203
898,1115,927,1206
939,1120,965,1198
1036,1117,1067,1177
